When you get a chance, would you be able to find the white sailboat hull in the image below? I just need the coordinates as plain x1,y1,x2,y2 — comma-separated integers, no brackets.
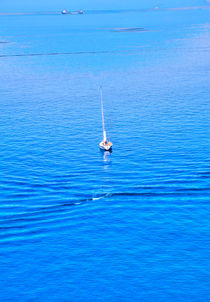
99,141,112,151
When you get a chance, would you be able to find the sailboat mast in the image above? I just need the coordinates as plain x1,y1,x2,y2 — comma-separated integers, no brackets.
100,87,107,141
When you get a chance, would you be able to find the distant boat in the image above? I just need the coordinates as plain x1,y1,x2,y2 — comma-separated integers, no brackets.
99,88,113,151
61,10,84,15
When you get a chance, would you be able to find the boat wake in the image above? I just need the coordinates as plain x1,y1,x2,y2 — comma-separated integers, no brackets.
0,187,208,244
0,188,208,223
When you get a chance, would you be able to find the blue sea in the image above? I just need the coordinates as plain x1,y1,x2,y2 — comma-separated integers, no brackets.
0,1,209,301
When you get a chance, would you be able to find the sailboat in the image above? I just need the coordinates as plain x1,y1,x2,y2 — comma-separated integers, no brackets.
99,87,113,151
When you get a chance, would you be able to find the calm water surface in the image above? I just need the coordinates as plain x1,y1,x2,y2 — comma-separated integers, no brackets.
0,2,209,301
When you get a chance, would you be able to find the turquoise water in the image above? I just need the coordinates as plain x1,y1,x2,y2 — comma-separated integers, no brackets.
0,1,210,301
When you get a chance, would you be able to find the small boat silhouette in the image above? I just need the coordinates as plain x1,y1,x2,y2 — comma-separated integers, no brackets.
61,10,84,15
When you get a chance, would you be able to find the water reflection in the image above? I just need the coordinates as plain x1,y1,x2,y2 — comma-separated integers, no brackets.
101,150,112,164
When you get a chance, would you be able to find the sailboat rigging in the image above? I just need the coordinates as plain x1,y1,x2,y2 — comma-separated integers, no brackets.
99,87,113,151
